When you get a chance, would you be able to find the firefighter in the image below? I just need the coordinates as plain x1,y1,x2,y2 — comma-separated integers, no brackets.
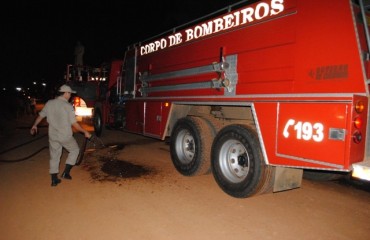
30,84,92,187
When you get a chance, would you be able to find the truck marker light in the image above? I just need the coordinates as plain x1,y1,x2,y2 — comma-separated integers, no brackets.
355,101,365,113
74,97,81,107
165,102,169,107
354,116,363,129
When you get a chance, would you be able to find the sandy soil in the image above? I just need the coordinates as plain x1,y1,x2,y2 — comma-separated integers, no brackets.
0,115,369,240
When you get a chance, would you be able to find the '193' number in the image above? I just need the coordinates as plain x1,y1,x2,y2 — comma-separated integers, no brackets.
283,119,324,142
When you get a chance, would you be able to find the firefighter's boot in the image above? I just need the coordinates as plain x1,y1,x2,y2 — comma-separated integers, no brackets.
51,173,61,187
61,164,73,180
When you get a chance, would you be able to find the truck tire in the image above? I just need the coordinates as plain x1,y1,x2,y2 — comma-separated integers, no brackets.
170,116,215,176
114,107,126,129
211,124,273,198
94,108,103,137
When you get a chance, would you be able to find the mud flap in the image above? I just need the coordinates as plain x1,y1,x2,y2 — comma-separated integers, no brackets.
272,166,303,192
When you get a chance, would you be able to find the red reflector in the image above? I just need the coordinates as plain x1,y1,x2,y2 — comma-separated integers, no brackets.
354,116,362,129
353,131,362,144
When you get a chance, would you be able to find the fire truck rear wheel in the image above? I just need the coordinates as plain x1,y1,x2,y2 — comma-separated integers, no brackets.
114,107,126,129
211,124,270,198
94,108,103,137
170,116,215,176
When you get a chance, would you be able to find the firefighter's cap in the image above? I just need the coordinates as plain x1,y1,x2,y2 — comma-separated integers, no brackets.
58,84,76,93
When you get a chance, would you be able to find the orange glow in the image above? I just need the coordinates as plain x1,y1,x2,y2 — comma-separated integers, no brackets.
74,97,81,107
354,116,362,129
355,101,365,113
165,102,169,107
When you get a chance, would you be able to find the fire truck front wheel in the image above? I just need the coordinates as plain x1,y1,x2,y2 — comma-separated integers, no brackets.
211,125,272,198
94,108,103,137
170,116,215,176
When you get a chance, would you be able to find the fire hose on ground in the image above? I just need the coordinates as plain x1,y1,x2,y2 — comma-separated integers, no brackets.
0,132,104,164
0,133,48,163
76,135,105,165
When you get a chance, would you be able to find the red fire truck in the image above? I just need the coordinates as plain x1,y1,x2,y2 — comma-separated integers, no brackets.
65,64,107,119
74,0,370,198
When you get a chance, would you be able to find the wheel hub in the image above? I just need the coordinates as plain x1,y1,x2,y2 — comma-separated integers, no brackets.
238,154,248,167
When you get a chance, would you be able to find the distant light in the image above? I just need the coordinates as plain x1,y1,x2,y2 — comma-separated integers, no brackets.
2,87,6,91
16,87,22,91
42,83,46,87
33,82,37,85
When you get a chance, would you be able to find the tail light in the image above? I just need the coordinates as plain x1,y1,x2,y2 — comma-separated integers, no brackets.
355,101,365,113
352,100,365,144
354,116,363,129
74,97,81,107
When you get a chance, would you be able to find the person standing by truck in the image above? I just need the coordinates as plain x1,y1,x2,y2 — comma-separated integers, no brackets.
30,84,91,187
29,97,37,115
74,41,84,66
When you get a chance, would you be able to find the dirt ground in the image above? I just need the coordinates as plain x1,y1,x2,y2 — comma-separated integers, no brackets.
0,115,369,240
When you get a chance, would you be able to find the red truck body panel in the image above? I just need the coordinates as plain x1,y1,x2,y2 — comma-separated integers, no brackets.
121,0,370,172
134,0,366,96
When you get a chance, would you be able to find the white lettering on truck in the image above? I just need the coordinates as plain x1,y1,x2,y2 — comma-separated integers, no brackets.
283,119,324,142
140,0,285,56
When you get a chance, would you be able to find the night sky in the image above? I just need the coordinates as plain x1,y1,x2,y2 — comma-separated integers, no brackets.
4,0,242,91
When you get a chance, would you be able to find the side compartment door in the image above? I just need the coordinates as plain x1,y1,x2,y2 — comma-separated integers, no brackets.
125,101,144,134
144,102,170,139
276,102,350,168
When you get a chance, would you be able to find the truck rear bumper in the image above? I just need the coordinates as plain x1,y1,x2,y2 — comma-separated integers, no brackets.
352,160,370,181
